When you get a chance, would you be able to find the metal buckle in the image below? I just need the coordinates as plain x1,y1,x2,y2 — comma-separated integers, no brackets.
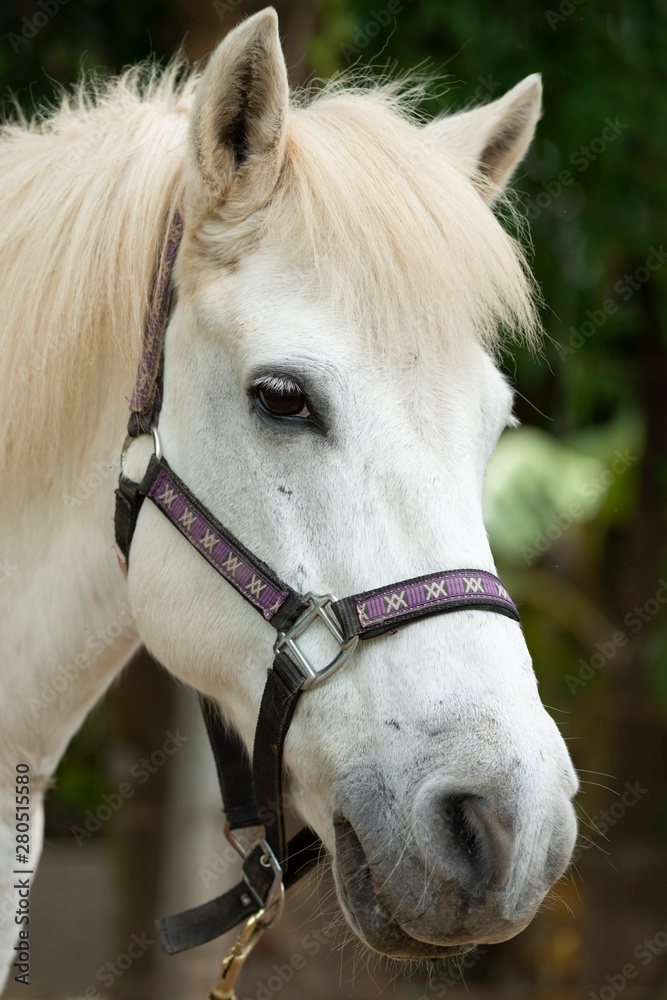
244,840,285,921
273,593,359,690
120,423,161,477
225,824,285,924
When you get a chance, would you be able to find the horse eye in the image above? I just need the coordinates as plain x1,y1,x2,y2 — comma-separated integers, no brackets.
257,383,310,418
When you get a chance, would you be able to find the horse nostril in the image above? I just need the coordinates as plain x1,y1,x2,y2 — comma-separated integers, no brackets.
423,793,516,894
448,795,483,858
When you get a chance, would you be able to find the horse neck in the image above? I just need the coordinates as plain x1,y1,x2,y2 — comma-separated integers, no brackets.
0,101,188,777
0,387,141,782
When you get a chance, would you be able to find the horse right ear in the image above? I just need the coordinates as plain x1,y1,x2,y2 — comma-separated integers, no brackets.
422,75,542,203
188,7,289,221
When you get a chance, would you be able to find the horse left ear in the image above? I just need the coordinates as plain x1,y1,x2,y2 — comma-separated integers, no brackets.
423,74,542,202
188,7,289,221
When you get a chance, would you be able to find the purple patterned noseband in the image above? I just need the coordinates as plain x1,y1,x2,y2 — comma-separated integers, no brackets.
114,206,522,989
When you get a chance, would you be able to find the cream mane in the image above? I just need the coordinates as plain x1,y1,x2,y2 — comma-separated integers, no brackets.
0,62,538,498
0,63,193,500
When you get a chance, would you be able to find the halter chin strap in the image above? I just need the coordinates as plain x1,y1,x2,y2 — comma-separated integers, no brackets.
114,207,522,958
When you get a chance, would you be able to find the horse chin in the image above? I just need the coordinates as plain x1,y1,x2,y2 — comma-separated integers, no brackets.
332,818,475,961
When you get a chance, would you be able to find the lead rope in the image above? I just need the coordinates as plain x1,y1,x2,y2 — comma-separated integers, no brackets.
115,206,523,1000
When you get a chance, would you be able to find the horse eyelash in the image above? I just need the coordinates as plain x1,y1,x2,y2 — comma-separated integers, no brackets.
253,375,302,395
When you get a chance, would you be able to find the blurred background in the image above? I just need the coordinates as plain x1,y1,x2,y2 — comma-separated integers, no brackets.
1,1,666,998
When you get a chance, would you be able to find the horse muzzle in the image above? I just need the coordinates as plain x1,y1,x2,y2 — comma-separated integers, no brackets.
332,773,577,958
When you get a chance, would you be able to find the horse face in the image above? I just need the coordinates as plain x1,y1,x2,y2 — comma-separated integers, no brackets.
127,9,577,959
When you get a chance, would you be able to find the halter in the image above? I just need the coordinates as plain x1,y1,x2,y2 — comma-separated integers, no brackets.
114,206,521,998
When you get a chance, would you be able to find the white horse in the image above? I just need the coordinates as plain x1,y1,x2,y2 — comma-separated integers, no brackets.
0,7,578,991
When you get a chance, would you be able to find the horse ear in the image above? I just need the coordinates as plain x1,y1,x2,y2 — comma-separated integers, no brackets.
189,7,289,220
423,75,542,202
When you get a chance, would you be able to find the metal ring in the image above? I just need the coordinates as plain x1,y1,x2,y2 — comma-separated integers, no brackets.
120,423,162,478
150,423,162,461
273,593,359,690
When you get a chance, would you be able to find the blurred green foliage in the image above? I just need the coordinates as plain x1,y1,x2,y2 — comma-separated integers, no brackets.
43,700,111,835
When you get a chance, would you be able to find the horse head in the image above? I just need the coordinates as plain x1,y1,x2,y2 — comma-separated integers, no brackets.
124,8,577,959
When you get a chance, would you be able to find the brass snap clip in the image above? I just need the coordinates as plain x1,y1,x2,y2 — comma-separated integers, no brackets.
208,908,267,1000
